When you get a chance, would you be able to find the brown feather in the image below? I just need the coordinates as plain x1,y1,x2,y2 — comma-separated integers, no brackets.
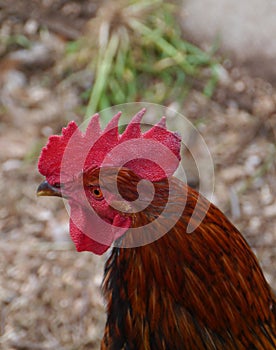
98,169,276,349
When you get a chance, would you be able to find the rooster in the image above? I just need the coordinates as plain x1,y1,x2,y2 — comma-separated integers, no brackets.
37,108,276,349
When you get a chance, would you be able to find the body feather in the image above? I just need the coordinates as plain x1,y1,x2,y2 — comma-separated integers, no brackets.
101,175,276,350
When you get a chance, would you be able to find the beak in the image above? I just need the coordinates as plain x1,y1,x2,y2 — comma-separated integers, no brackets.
37,180,62,197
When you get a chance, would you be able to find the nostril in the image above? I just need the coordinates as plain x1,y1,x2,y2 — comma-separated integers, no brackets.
53,183,62,188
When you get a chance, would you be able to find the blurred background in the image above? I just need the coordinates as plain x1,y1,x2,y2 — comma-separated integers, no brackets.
0,0,275,349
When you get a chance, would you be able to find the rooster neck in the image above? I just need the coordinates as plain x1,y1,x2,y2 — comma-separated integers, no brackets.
101,182,276,349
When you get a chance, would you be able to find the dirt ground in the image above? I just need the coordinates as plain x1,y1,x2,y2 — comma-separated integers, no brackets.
0,1,276,349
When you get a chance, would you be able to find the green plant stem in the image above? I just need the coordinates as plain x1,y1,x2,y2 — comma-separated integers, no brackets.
85,34,120,118
129,19,195,75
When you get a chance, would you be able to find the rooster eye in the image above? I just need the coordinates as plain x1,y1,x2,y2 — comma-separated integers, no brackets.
91,187,104,200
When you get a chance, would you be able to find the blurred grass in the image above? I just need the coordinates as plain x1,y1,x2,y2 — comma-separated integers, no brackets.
0,33,31,49
56,0,219,120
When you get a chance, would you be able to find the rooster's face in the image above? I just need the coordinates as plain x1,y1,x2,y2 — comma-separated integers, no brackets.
37,169,132,254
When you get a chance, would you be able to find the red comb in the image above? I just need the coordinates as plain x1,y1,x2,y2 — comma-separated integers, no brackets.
38,108,181,184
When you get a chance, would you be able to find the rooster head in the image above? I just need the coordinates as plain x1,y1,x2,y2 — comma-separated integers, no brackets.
37,108,181,254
